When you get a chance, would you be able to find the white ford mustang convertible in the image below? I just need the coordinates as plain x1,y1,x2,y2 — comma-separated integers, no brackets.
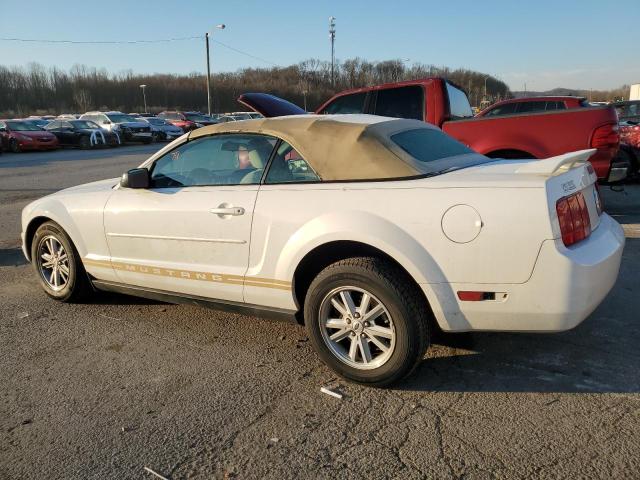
21,113,624,385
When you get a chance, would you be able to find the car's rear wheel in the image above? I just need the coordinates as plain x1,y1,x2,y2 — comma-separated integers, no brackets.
9,139,21,153
31,221,92,302
304,257,430,386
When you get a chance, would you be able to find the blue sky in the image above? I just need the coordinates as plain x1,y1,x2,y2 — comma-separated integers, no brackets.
1,0,638,91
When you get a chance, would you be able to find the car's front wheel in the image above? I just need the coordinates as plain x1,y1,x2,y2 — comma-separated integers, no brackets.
304,257,430,387
9,139,21,153
31,221,92,302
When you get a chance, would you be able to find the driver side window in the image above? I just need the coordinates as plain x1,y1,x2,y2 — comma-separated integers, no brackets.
150,134,276,187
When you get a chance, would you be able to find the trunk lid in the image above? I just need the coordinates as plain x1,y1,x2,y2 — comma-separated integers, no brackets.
442,149,602,235
237,93,306,117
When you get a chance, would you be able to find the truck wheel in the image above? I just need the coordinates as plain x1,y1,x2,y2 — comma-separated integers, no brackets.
31,221,92,302
304,257,430,386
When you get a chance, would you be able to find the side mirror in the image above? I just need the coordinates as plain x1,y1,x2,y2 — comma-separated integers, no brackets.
103,120,110,125
120,168,150,189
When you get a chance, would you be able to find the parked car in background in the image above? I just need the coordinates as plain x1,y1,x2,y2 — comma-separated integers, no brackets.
313,78,622,182
56,114,80,120
476,96,592,117
25,117,52,128
227,111,258,120
141,117,184,142
21,114,624,386
157,111,198,132
216,114,246,123
0,119,59,152
182,111,219,126
45,119,119,148
80,111,152,144
613,100,640,123
617,120,640,178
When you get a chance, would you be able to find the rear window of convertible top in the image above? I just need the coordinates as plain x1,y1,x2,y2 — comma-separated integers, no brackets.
391,128,473,163
390,128,491,175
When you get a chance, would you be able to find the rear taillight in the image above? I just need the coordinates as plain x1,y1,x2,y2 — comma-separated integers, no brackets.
591,123,620,149
556,191,592,247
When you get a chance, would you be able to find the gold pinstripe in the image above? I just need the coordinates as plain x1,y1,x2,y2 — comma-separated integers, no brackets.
82,258,291,291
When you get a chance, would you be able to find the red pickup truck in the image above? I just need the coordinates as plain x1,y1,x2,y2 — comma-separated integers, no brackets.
315,78,621,181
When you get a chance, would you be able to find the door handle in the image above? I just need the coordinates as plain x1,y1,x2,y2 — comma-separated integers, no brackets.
210,205,245,217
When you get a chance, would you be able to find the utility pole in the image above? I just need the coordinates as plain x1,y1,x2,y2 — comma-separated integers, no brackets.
139,84,147,113
205,33,211,116
329,16,336,86
206,24,225,117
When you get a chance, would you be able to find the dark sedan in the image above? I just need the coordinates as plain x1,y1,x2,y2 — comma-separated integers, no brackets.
45,120,119,148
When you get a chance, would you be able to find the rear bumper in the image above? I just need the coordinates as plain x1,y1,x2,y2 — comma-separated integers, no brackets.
426,213,625,332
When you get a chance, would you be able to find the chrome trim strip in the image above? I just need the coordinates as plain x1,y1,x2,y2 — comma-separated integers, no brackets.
106,232,246,244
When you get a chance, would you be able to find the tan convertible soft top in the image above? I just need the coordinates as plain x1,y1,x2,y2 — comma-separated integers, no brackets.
189,114,434,181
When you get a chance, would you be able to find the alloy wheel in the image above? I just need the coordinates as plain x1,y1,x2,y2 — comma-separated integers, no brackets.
37,235,70,291
318,286,396,370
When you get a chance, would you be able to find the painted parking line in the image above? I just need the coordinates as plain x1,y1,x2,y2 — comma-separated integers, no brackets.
622,224,640,239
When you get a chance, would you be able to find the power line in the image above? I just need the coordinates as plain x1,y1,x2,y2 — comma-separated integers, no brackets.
0,36,278,66
210,39,277,66
0,36,201,44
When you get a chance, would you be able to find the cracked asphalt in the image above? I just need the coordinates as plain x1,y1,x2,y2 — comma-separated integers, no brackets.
1,146,639,479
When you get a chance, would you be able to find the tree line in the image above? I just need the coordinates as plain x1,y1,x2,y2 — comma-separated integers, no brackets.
0,59,515,117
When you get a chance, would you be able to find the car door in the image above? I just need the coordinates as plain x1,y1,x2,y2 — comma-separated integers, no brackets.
59,122,75,145
103,132,277,302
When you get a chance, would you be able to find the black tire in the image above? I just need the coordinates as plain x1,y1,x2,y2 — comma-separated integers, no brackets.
30,221,92,303
304,257,430,387
142,138,152,145
79,136,91,149
9,138,21,153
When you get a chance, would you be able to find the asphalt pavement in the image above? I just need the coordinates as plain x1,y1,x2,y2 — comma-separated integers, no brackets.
1,146,639,479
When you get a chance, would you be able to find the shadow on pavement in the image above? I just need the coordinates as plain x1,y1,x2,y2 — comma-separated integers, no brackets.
0,247,27,266
0,144,161,169
401,239,640,395
89,291,165,306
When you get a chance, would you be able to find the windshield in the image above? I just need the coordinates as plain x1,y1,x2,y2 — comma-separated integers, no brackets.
389,128,490,174
106,114,138,123
25,119,49,127
6,121,42,131
184,113,212,122
146,118,168,126
70,120,100,129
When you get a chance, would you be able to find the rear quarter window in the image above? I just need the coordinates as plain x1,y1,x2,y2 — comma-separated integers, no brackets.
515,101,548,113
484,103,517,116
373,86,424,120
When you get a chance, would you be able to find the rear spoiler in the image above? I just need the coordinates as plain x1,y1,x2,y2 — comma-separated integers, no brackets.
515,149,596,176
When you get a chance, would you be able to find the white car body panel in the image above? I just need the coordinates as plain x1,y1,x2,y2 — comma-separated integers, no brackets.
21,122,624,333
102,185,258,302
